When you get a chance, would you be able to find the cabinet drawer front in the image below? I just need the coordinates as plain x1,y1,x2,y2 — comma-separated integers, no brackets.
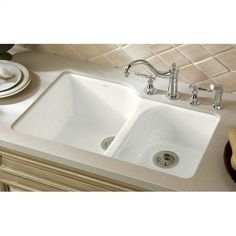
1,157,108,191
0,150,144,191
0,171,66,191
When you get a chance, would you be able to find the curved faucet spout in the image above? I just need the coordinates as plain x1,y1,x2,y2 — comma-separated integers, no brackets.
124,59,171,78
124,59,179,100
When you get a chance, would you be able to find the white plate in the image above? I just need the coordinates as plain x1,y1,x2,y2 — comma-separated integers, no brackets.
0,61,22,91
0,61,31,98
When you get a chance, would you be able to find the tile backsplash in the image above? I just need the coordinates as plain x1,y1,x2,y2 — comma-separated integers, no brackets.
29,44,236,92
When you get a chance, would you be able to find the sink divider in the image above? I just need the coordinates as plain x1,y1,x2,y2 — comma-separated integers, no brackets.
104,100,157,158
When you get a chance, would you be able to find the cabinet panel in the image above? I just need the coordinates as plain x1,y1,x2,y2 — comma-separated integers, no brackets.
0,171,65,191
0,182,10,191
0,150,145,191
1,157,108,191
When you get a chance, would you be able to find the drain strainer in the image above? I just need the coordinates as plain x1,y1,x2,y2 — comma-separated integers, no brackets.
153,151,179,168
101,136,115,150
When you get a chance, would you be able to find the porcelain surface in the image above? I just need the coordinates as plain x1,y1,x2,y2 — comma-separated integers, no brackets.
13,71,220,178
13,72,140,155
111,104,219,178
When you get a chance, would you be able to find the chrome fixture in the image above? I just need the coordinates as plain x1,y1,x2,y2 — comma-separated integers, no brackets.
153,150,179,168
209,84,224,110
101,136,115,150
124,59,179,99
189,83,224,110
189,84,201,106
134,73,157,95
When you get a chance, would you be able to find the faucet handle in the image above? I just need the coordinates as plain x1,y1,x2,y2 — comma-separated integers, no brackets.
189,84,198,90
134,73,157,95
135,72,156,80
189,84,201,105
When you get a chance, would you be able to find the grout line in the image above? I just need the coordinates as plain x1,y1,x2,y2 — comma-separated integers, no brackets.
192,56,227,79
213,56,231,72
199,44,211,56
211,69,236,80
88,46,119,60
174,45,196,65
146,44,174,56
204,44,234,57
30,44,236,86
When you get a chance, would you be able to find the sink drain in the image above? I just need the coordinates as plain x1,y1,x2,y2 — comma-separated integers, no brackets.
101,136,115,150
153,151,179,168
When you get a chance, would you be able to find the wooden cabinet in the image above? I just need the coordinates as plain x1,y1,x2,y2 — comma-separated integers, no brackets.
0,149,145,191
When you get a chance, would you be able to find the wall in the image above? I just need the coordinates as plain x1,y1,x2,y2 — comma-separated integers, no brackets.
29,44,236,92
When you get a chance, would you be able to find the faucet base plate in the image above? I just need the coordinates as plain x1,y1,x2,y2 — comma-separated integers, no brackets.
167,93,179,100
143,88,158,95
190,98,201,106
213,104,223,110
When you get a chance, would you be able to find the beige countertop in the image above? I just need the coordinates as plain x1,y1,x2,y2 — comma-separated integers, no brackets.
0,45,236,191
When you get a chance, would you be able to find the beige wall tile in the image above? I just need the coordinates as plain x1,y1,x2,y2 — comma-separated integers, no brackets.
177,44,210,62
177,74,187,83
31,44,71,54
195,79,216,90
180,65,208,84
117,44,127,47
89,55,114,67
73,45,102,60
216,48,236,71
196,57,228,78
30,44,88,60
93,44,117,53
47,44,73,53
147,44,173,54
213,71,236,92
27,44,236,90
105,49,132,67
159,48,190,68
147,56,169,71
30,44,51,53
122,45,154,60
57,47,84,60
201,44,233,55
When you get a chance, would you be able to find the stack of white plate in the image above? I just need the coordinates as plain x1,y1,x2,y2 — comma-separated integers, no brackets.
0,60,31,98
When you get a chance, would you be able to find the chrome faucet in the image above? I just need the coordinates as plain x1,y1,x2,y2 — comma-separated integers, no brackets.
124,59,179,99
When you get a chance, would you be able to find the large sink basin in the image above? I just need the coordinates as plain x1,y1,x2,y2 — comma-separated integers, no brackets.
13,72,140,154
12,72,220,178
110,104,220,178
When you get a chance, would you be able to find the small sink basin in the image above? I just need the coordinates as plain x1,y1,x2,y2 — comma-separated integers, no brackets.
13,72,140,154
111,104,220,178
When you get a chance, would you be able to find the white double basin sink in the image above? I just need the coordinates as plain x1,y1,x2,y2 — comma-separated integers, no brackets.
12,72,220,178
